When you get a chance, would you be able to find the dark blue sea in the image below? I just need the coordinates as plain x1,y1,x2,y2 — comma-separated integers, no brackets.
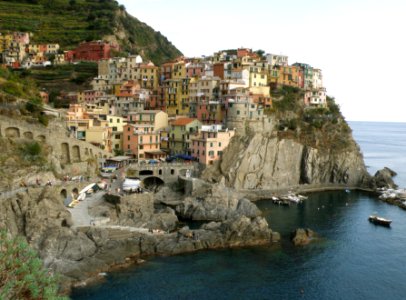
71,121,406,300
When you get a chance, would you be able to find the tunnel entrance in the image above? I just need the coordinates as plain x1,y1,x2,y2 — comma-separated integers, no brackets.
142,176,165,193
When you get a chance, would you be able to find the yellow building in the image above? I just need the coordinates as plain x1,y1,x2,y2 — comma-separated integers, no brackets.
85,126,112,153
164,78,190,116
128,110,168,131
270,65,301,88
172,60,186,79
138,63,159,90
248,64,268,87
0,33,12,52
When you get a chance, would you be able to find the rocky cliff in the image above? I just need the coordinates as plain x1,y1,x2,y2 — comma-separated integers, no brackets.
204,91,371,191
208,133,370,191
0,181,275,292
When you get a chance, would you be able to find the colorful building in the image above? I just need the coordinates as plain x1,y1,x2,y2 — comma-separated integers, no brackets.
73,41,117,61
169,118,202,155
191,125,235,165
123,124,164,160
127,110,168,131
304,87,327,108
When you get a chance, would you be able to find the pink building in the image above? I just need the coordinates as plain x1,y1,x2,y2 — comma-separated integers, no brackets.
186,63,204,78
13,32,30,45
191,125,235,165
84,90,105,103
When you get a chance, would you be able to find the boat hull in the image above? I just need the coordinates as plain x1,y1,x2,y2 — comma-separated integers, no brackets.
368,216,392,227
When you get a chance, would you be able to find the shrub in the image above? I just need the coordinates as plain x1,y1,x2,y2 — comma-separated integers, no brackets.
0,231,67,300
38,114,49,126
20,141,44,163
25,98,43,114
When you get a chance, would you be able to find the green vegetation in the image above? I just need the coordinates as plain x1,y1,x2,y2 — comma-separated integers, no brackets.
0,67,52,124
0,0,182,64
19,141,44,163
0,67,40,101
0,230,67,300
271,86,304,112
270,86,353,151
17,62,98,104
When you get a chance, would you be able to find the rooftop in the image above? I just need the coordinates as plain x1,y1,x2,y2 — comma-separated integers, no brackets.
171,118,197,126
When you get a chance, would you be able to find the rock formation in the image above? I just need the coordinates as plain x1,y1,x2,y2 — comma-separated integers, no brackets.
0,182,275,292
291,228,318,246
371,167,398,189
204,132,370,191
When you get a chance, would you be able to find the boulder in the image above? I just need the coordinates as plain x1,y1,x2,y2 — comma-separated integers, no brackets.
372,167,398,189
291,228,318,246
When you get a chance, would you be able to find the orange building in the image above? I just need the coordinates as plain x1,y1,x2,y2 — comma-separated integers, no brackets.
123,124,165,160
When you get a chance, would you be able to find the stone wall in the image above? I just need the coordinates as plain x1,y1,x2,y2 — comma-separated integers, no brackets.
0,116,111,166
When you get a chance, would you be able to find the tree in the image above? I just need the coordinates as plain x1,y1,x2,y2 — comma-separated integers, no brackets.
0,231,67,300
255,49,265,58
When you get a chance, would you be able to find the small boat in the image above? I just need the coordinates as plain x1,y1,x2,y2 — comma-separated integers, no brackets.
368,215,392,227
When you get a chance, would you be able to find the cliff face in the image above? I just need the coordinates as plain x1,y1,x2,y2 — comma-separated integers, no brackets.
213,133,369,191
204,90,371,191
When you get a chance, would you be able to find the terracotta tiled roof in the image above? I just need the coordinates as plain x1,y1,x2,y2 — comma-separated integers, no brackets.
171,118,196,126
117,92,135,97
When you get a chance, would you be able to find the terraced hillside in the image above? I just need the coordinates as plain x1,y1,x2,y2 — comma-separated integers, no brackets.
0,0,182,64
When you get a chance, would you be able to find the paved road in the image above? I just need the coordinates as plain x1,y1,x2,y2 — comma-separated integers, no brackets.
68,168,125,227
68,190,106,227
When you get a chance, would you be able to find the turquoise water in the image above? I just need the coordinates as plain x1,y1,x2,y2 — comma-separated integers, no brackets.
72,122,406,300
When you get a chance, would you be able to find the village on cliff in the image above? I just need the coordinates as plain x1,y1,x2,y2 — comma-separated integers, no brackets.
1,32,327,165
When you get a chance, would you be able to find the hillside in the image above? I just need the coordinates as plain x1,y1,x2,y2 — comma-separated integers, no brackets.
0,0,182,65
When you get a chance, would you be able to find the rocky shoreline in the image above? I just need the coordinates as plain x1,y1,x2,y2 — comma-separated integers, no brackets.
1,163,398,296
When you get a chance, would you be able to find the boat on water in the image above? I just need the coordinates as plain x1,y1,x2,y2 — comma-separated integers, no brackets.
368,215,392,227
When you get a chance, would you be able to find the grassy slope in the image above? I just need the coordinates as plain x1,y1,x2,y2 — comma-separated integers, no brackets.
0,0,182,65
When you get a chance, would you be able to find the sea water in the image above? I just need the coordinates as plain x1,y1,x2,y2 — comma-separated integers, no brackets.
71,121,406,300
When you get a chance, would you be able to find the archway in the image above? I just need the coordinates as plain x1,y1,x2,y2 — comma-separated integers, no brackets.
72,145,81,162
23,131,33,139
142,176,165,192
5,127,20,138
37,135,46,142
61,143,70,164
72,188,79,199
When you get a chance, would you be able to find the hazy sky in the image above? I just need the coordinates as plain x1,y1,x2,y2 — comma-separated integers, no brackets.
120,0,406,122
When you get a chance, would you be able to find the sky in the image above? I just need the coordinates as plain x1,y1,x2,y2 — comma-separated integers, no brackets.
120,0,406,122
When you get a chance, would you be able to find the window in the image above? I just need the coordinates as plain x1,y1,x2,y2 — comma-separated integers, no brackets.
209,151,214,157
127,136,130,141
219,142,222,147
117,119,120,123
112,127,117,132
127,127,130,131
109,118,113,123
210,142,213,147
237,110,240,115
127,145,130,149
140,145,143,149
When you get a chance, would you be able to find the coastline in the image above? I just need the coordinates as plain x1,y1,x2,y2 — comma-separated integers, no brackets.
66,183,378,295
241,184,376,201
